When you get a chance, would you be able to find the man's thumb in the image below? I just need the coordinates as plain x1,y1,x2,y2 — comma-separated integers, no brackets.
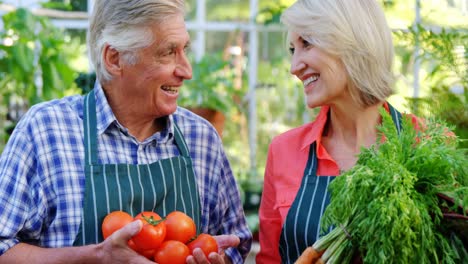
114,220,143,241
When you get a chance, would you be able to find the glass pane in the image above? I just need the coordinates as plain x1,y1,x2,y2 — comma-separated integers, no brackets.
420,0,468,27
383,0,468,28
185,0,196,21
205,31,235,52
258,31,288,61
381,1,415,29
206,0,250,22
257,0,295,24
65,29,89,72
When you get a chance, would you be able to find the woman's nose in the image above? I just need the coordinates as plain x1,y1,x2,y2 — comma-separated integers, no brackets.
290,53,306,76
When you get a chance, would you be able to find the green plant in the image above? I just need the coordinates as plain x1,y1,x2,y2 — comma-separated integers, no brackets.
395,25,468,149
415,25,467,89
75,72,96,94
0,8,81,106
40,0,88,11
0,8,81,148
179,53,240,114
256,3,289,25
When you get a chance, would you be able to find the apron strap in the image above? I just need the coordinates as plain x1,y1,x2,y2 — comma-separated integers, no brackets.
173,122,191,158
83,91,98,165
387,102,403,134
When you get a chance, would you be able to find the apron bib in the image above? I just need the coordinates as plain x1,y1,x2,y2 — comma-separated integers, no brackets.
278,104,402,263
74,90,201,245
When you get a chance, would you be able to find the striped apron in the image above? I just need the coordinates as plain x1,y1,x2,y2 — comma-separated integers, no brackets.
278,104,402,263
73,90,201,245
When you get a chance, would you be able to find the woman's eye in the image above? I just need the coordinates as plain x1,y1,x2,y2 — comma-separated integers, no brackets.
288,47,295,55
302,39,312,48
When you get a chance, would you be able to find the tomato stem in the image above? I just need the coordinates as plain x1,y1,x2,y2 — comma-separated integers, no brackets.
140,213,165,226
187,235,197,243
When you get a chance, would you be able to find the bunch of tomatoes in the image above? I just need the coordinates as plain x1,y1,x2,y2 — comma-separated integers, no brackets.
102,210,218,264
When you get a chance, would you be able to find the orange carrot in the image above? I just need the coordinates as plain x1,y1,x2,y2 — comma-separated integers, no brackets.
315,258,325,264
295,247,324,264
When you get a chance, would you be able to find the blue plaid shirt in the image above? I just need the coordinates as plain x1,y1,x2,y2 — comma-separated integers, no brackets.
0,83,252,262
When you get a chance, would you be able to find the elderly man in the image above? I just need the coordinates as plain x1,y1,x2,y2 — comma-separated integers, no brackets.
0,0,252,263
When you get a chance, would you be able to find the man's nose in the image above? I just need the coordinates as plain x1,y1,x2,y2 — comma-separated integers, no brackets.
176,53,192,80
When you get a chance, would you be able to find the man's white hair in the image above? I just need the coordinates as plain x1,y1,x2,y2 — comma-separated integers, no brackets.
88,0,185,83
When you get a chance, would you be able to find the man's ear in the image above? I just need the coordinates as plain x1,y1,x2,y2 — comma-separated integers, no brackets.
103,44,122,77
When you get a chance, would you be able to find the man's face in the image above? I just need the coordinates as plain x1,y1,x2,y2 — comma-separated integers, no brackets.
119,14,192,119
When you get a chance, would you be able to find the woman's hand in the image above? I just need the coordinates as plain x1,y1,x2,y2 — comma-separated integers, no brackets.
186,235,240,264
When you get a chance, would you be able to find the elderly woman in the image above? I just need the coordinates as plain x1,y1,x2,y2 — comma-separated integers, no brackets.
0,1,251,263
256,0,419,263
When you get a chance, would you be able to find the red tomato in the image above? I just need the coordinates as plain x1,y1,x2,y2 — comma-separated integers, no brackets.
127,239,139,251
154,240,190,264
101,211,133,239
187,233,218,258
164,211,197,243
132,211,166,250
138,248,157,259
127,239,155,259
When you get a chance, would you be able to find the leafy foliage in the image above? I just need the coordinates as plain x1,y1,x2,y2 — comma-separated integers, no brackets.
0,8,81,148
40,0,88,11
178,53,241,114
256,3,289,25
0,8,80,107
396,25,467,89
395,25,468,149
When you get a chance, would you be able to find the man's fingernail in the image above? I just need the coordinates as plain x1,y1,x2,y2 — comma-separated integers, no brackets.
131,220,142,233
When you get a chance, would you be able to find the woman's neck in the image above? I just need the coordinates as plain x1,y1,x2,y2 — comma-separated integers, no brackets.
325,102,383,151
322,102,383,171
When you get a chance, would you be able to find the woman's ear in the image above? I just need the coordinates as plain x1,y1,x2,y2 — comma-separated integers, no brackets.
103,44,122,77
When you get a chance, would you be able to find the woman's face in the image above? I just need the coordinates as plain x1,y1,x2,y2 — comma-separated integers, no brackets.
288,32,349,109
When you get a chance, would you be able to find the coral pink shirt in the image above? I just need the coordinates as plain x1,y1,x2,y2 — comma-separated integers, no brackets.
256,104,420,263
256,106,335,264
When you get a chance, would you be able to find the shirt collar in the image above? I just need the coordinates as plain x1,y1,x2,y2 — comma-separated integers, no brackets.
93,82,117,135
92,82,174,142
299,106,330,151
299,102,391,151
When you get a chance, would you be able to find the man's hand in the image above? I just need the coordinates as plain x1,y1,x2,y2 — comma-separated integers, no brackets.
96,220,154,264
186,235,240,264
0,220,155,264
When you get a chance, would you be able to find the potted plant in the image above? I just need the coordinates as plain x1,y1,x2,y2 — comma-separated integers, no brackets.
178,53,240,137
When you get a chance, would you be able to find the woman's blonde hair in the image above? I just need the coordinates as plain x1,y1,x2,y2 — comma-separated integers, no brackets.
88,0,185,82
281,0,395,107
